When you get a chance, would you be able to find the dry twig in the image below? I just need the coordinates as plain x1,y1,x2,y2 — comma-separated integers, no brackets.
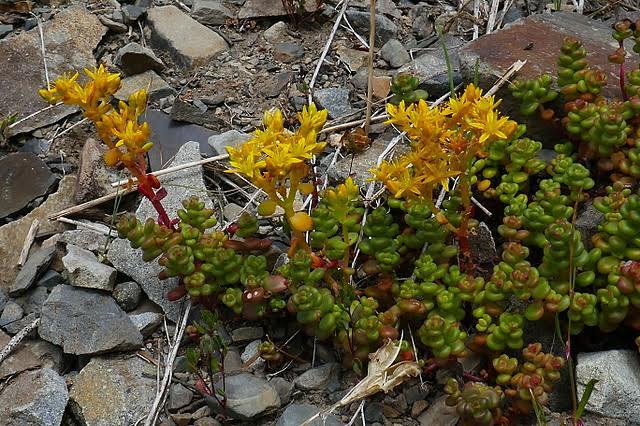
0,317,41,366
18,219,39,266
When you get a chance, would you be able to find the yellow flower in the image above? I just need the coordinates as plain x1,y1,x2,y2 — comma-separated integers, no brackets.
297,103,328,136
263,108,284,133
469,110,510,144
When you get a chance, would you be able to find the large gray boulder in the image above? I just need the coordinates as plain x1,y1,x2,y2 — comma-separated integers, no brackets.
0,368,68,426
576,350,640,421
39,285,143,355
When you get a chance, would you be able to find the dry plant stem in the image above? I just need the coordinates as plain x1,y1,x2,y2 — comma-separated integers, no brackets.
111,153,231,187
8,102,63,130
48,186,136,221
31,12,49,88
308,0,351,105
486,0,500,34
57,216,118,237
364,0,376,135
472,0,479,39
145,302,191,426
18,219,39,266
0,317,40,366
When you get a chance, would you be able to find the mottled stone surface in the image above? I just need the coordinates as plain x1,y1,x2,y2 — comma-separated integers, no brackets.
39,285,143,355
0,368,68,426
0,176,77,289
238,0,318,19
69,355,156,426
0,153,57,218
147,5,228,68
0,6,106,135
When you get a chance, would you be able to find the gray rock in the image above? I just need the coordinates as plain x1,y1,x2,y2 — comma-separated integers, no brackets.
69,355,157,426
0,330,41,380
241,339,265,372
576,350,640,421
576,201,605,246
115,70,176,101
113,281,142,311
169,383,193,410
0,368,68,426
11,245,56,296
60,228,110,253
147,5,228,68
207,373,280,419
345,9,398,44
115,42,165,76
4,312,38,335
364,401,384,422
293,362,341,391
208,130,250,156
0,289,7,313
398,50,462,98
231,326,264,342
259,71,295,98
0,7,106,135
0,24,12,39
191,0,233,25
75,138,122,203
470,222,498,267
170,97,226,127
15,286,49,315
22,339,65,373
223,349,243,374
108,141,209,322
39,285,143,355
270,377,294,405
129,311,163,337
409,3,435,40
273,42,304,63
194,418,221,426
380,39,410,68
0,176,77,289
238,0,319,19
417,395,459,426
63,245,116,291
313,88,354,119
0,152,57,219
122,4,147,23
403,382,430,405
276,404,344,426
37,270,64,288
0,301,23,329
99,15,128,33
264,21,291,44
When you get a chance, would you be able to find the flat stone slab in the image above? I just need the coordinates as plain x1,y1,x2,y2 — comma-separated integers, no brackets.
0,368,68,426
459,12,638,100
147,5,228,68
69,355,157,426
238,0,319,19
114,70,175,101
0,6,106,135
39,285,143,355
576,350,640,421
0,175,77,289
0,152,57,218
11,245,56,296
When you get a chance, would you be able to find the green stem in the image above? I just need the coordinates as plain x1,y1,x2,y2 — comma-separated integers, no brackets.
438,28,455,95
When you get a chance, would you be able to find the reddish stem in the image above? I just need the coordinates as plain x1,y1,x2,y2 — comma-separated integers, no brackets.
620,41,628,101
137,182,176,230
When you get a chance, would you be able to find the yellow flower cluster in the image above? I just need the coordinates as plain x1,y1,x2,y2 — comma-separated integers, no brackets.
371,84,518,200
39,65,152,182
226,104,328,218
